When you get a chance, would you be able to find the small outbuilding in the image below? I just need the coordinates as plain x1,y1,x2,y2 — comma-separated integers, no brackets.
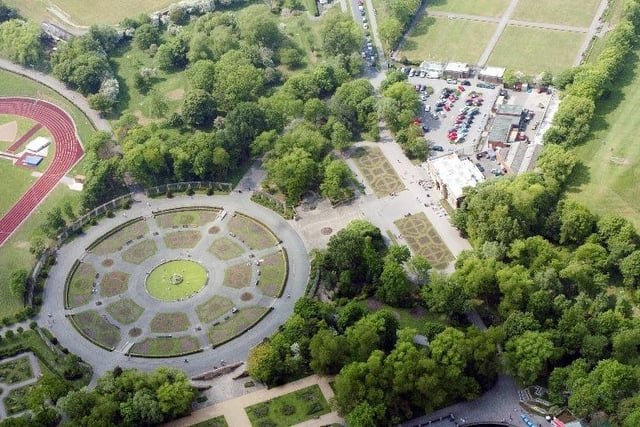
425,152,484,209
444,62,470,79
487,115,520,147
419,61,445,78
25,136,51,153
479,66,505,84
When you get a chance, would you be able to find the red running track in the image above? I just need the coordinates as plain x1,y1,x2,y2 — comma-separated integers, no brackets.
0,97,84,247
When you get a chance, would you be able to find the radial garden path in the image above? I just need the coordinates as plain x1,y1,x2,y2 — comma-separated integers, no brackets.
40,193,310,380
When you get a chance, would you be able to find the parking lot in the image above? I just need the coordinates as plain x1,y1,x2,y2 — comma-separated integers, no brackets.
405,74,499,157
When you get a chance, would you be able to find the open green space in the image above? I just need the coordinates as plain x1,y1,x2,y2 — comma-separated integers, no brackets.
67,263,97,308
0,187,81,318
208,237,245,261
106,298,145,325
364,298,447,334
277,13,322,71
569,49,640,229
258,251,287,298
426,0,510,17
4,384,31,415
0,160,36,219
223,263,252,289
5,0,177,26
156,209,220,229
352,146,405,198
129,335,200,357
99,271,130,298
192,416,229,427
511,0,600,27
92,219,149,255
0,355,34,385
71,310,121,350
146,259,208,301
121,239,158,264
163,230,202,249
398,16,496,65
488,26,584,74
229,215,278,250
394,212,454,269
245,384,331,427
208,307,269,346
149,312,191,333
195,295,235,324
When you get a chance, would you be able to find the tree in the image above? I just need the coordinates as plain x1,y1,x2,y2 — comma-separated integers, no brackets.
536,144,576,187
213,50,264,111
265,147,316,203
559,200,597,245
345,310,398,362
329,120,352,151
0,2,18,23
51,36,111,95
612,328,640,365
186,59,216,92
378,81,421,133
330,79,376,132
376,260,412,307
120,389,162,426
88,93,114,114
320,10,361,56
310,328,349,374
619,250,640,288
181,89,216,127
148,90,168,118
156,377,194,418
0,20,44,66
155,36,189,71
89,25,121,53
505,331,555,385
346,402,386,427
320,159,354,202
134,24,160,50
543,95,595,147
9,269,27,298
422,273,470,321
406,256,431,284
43,207,66,237
502,68,518,87
378,18,403,49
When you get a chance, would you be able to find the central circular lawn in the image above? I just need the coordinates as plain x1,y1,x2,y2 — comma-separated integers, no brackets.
146,260,208,301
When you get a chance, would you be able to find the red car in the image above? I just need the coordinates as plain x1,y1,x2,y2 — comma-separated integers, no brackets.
457,85,466,92
443,104,451,111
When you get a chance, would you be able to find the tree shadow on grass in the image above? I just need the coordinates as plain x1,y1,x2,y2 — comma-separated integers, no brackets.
407,16,436,38
565,161,591,194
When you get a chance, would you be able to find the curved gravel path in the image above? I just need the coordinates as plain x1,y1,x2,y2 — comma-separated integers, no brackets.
40,192,310,380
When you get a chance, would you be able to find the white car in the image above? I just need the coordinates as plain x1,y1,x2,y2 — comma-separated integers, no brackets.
424,105,431,112
363,23,369,30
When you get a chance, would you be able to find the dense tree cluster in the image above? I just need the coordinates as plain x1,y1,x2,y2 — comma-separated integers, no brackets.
545,0,640,147
0,20,43,66
377,0,422,49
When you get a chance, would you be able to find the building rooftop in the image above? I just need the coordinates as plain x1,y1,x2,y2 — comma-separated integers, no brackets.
481,66,505,78
488,115,519,144
445,62,469,73
428,153,484,200
497,103,524,116
419,61,445,72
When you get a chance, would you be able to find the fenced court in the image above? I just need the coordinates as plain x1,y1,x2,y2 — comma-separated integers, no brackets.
352,146,405,198
394,213,454,269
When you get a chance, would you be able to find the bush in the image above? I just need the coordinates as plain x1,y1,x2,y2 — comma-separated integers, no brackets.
166,189,174,199
16,327,23,334
29,321,37,330
106,210,115,218
280,404,296,416
50,337,58,345
307,402,323,415
186,187,195,196
258,421,277,427
253,403,270,418
206,187,214,196
5,330,14,340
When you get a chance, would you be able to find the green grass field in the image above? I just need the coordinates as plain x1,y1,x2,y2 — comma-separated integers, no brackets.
146,260,208,301
427,0,510,17
191,416,229,427
399,16,497,65
0,161,36,219
208,237,245,261
258,251,287,298
67,263,97,308
208,306,269,346
245,385,331,427
568,50,640,229
5,0,176,26
511,0,600,27
156,209,220,228
0,115,37,151
195,295,235,324
488,26,585,74
228,215,278,250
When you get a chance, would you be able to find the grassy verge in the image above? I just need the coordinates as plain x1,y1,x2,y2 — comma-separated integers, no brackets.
192,416,229,427
245,384,331,427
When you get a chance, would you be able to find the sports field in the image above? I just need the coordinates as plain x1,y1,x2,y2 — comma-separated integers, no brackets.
5,0,176,26
511,0,600,27
399,16,497,64
488,26,584,74
426,0,510,17
569,50,640,229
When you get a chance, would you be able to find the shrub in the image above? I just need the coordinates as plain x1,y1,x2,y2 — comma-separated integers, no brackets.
280,404,296,416
186,187,195,196
29,321,37,330
50,337,58,345
16,327,23,334
106,210,115,218
306,402,323,415
253,403,270,418
5,330,14,340
166,189,174,199
206,187,214,196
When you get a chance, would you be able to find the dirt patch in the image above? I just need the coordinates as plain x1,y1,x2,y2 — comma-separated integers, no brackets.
166,88,185,101
129,327,142,337
209,226,220,234
320,227,333,235
133,110,154,126
102,259,114,267
241,292,253,301
0,121,17,142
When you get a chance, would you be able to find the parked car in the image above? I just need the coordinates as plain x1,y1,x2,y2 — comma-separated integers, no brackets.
419,71,427,78
461,80,471,86
431,145,444,151
477,82,487,88
424,105,431,112
422,125,430,132
457,85,466,92
475,162,485,172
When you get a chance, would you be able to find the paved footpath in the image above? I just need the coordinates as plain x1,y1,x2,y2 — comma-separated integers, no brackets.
165,375,341,427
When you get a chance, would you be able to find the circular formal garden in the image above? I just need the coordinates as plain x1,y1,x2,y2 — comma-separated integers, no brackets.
64,207,290,357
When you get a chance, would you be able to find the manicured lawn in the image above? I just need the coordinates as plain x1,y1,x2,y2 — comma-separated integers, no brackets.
394,212,454,269
0,187,81,318
0,115,38,151
121,239,157,264
5,0,177,25
146,260,208,301
67,263,97,308
229,215,278,250
208,306,269,346
223,263,252,289
511,0,600,27
129,336,200,357
100,271,130,298
0,355,34,384
364,298,447,334
208,237,245,261
352,146,405,198
399,16,496,65
156,209,220,228
195,295,235,324
0,161,36,219
192,416,229,427
488,26,585,74
4,384,31,415
106,298,144,324
245,384,331,427
149,312,191,333
92,219,149,255
258,251,287,298
71,310,121,350
163,230,202,249
427,0,511,17
569,49,640,229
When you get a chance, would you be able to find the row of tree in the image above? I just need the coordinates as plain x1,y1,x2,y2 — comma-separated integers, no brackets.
377,0,423,49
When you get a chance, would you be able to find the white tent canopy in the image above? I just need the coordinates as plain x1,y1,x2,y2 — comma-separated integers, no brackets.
26,136,50,153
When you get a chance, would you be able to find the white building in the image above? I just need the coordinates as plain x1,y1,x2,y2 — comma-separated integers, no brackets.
425,153,484,209
25,136,51,153
419,61,445,78
479,66,506,83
